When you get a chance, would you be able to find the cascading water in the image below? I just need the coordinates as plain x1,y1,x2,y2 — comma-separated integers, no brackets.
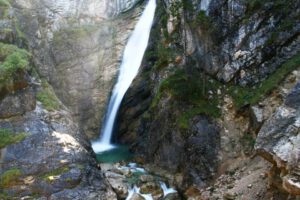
92,0,157,153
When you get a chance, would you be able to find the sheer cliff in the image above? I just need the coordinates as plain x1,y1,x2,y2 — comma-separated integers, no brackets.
118,0,300,198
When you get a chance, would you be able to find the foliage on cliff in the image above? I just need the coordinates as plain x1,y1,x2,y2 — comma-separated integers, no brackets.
36,79,60,111
0,43,31,90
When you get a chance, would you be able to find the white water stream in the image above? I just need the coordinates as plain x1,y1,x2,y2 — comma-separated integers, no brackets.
92,0,156,153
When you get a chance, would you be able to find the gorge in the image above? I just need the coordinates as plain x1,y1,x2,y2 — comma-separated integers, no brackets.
0,0,300,199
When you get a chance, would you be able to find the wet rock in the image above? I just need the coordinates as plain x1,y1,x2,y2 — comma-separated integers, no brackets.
163,192,180,200
140,174,155,182
140,182,163,199
105,171,128,198
128,193,145,200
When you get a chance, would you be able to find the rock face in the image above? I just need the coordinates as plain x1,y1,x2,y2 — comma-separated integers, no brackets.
117,0,300,190
0,103,116,199
255,81,300,195
199,0,300,85
0,0,147,197
10,0,144,138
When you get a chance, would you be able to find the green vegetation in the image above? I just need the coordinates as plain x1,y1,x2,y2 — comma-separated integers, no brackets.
195,10,211,29
0,168,22,188
0,192,10,200
0,43,31,89
36,79,60,111
0,0,10,7
154,44,174,70
0,128,27,149
152,70,221,129
41,166,69,182
229,53,300,109
169,1,183,18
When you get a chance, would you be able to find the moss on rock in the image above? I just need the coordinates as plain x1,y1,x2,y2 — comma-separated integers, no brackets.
0,43,31,91
36,79,60,111
229,52,300,109
0,168,22,188
0,128,27,149
40,166,69,183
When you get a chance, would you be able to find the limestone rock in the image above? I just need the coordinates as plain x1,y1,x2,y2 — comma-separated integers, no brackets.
105,171,129,198
0,102,116,198
0,88,36,118
255,81,300,195
250,105,264,132
11,0,144,138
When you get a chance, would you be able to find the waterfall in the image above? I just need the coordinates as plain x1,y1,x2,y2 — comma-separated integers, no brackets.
92,0,156,153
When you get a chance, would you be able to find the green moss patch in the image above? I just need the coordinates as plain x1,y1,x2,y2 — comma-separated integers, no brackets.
0,168,22,188
229,53,300,109
0,128,27,149
0,43,31,90
40,166,69,182
36,80,60,111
